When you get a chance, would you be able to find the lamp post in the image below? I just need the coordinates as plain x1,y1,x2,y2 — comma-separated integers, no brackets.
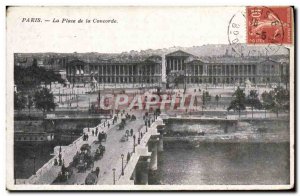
14,164,16,184
88,97,90,112
31,153,36,175
112,168,116,185
133,135,136,153
76,94,78,108
121,154,124,176
58,88,61,103
138,130,141,140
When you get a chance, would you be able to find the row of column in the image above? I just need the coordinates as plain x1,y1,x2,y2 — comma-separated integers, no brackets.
68,76,161,84
166,58,184,71
261,64,282,76
188,64,283,77
166,61,259,77
204,64,257,77
66,65,84,75
67,64,161,76
186,76,259,84
185,75,283,84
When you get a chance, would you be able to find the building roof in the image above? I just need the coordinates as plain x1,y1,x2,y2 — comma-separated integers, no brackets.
166,50,195,57
186,56,288,65
68,55,161,65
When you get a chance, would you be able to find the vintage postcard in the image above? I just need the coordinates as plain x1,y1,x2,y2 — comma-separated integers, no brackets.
6,6,295,191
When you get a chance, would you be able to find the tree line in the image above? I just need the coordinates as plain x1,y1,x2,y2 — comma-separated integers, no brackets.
200,86,289,118
227,86,289,118
15,59,64,89
14,88,56,115
14,58,64,115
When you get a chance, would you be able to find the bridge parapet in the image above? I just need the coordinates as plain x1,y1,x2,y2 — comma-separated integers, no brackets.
118,116,165,185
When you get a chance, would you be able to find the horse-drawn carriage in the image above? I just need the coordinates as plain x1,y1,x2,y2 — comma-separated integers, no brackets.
113,115,118,124
119,118,126,130
56,164,73,182
85,167,100,185
98,132,107,142
131,114,136,121
72,144,94,172
94,144,106,160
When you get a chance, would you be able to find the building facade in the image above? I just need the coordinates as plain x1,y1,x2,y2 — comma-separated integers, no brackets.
66,55,162,86
166,50,289,85
66,50,289,87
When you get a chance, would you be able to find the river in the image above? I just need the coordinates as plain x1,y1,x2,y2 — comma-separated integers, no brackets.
149,141,290,185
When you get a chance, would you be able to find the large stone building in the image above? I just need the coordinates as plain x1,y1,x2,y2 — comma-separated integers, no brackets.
66,55,162,85
66,50,289,87
166,50,289,86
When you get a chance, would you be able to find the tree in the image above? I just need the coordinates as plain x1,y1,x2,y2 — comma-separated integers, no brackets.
202,91,211,106
227,87,246,118
201,91,211,114
14,91,27,111
246,90,262,119
14,59,64,89
261,87,289,118
27,95,34,115
261,91,274,118
33,87,56,115
272,87,290,117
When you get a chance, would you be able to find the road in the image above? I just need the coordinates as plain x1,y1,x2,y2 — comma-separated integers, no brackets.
59,115,148,185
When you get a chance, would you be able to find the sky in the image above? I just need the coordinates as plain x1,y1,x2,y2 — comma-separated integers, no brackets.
7,6,245,53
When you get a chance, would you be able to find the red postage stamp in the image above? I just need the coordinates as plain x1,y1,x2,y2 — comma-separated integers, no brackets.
246,6,293,44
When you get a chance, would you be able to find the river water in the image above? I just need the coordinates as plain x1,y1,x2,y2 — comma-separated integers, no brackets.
149,141,290,185
149,119,290,185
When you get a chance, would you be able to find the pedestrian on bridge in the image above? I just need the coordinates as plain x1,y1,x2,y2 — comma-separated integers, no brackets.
54,158,58,166
92,130,95,136
95,167,100,178
95,129,98,137
130,129,133,136
127,152,131,163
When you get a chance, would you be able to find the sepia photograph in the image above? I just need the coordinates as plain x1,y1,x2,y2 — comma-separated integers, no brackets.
6,6,295,191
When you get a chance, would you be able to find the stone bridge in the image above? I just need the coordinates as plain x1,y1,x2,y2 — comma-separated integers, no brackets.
118,117,165,185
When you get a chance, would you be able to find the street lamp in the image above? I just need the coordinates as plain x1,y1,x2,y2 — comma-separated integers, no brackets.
58,88,61,103
31,154,36,175
138,130,141,140
112,168,116,185
76,95,79,108
121,154,124,176
133,135,136,153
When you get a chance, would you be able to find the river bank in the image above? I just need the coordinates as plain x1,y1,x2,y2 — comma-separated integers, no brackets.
163,131,290,144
